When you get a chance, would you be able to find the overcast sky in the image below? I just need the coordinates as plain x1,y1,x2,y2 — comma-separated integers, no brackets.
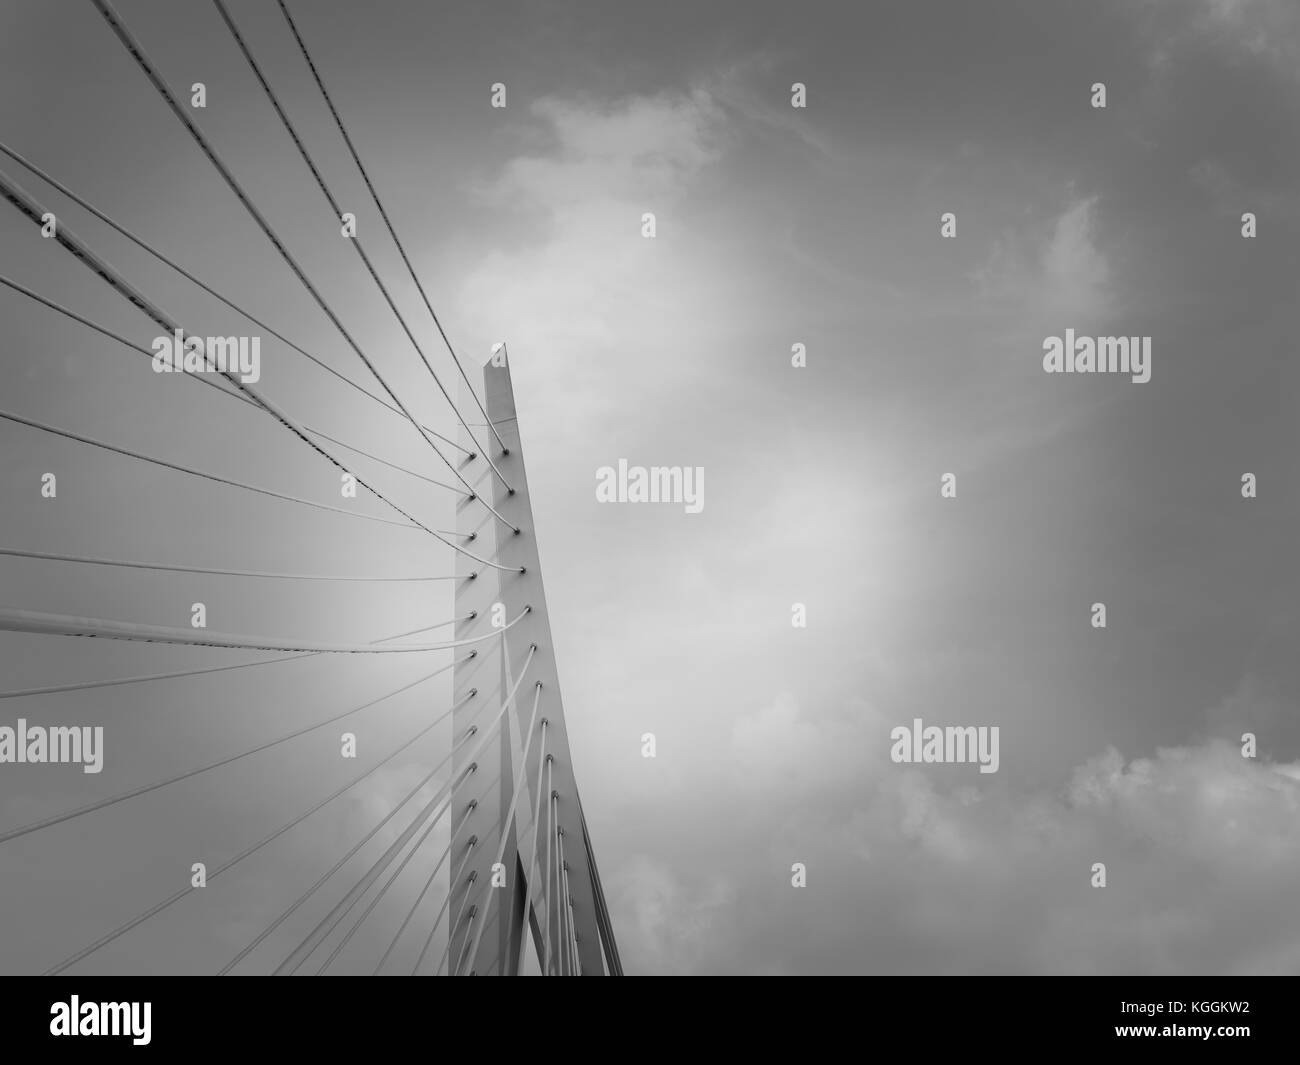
1,0,1299,974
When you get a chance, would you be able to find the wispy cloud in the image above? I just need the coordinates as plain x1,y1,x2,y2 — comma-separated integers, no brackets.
455,87,732,442
607,854,736,975
623,731,1300,973
972,194,1114,325
1190,0,1300,82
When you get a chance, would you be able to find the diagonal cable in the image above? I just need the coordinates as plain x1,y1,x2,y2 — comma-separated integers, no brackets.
0,142,471,457
0,169,517,571
0,655,469,846
274,0,509,456
44,686,477,975
274,643,538,973
212,0,514,504
0,604,530,655
88,0,511,529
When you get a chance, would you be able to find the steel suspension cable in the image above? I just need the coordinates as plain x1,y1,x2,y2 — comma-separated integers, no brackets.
370,807,472,975
0,652,310,701
559,826,579,975
0,546,459,583
0,172,518,572
0,408,415,529
376,617,470,642
434,891,476,975
0,655,468,846
513,752,551,975
0,272,472,494
44,686,478,975
217,747,477,975
459,687,547,974
580,801,623,976
0,142,471,457
281,779,460,975
313,781,456,974
88,0,502,522
274,0,510,457
275,643,537,974
410,834,479,976
0,605,477,700
0,604,529,654
303,426,467,495
212,0,515,505
450,903,479,977
544,763,556,975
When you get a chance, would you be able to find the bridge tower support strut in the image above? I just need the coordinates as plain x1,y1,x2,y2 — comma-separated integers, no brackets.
450,352,621,976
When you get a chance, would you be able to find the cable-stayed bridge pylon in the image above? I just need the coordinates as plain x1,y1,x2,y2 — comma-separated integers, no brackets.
451,354,621,976
0,0,619,977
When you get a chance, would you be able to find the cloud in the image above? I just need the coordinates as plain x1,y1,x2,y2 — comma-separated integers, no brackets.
1189,157,1300,226
1189,157,1248,213
853,741,1300,972
972,194,1113,324
1191,0,1300,81
606,854,736,975
621,729,1300,973
455,88,730,441
728,691,893,798
1040,196,1111,315
527,92,724,181
1204,672,1300,759
471,87,726,227
1143,0,1300,95
708,55,838,162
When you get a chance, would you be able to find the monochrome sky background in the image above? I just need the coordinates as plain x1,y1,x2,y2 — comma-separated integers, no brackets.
1,0,1298,974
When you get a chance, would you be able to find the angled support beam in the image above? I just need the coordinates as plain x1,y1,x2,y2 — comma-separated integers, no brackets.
451,351,614,974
